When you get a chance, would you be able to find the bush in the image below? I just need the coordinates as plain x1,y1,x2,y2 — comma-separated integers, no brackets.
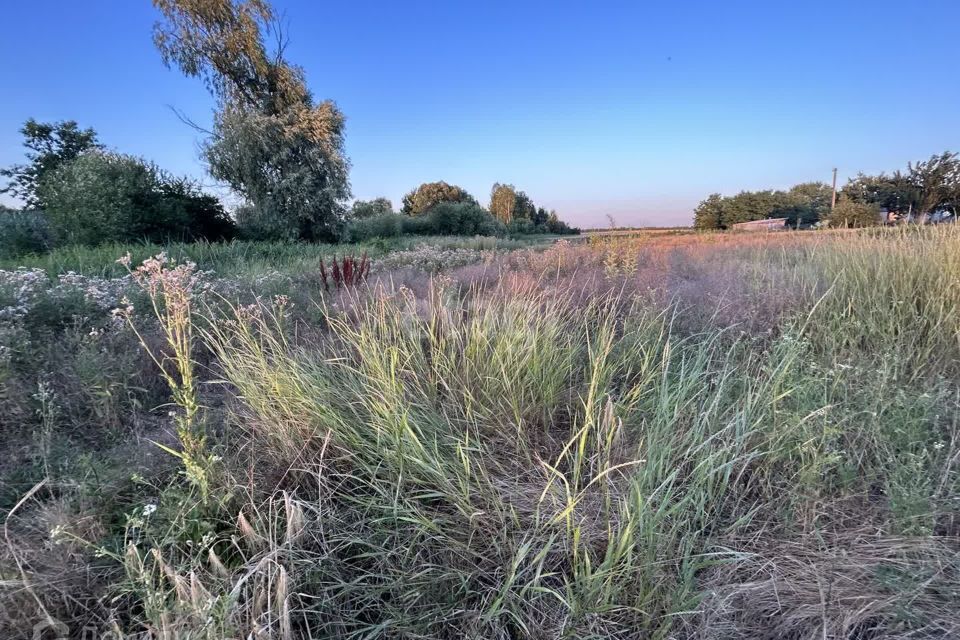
153,177,236,242
505,214,578,236
506,218,534,235
346,212,405,241
828,199,882,228
546,212,579,235
412,202,505,236
0,209,52,259
38,151,235,246
350,197,394,219
346,203,505,238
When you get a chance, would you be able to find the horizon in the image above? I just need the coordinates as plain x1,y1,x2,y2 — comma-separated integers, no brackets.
2,0,959,227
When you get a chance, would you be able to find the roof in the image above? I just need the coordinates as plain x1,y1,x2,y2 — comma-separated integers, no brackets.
732,218,788,228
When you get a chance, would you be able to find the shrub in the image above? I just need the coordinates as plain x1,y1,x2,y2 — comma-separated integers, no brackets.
828,199,882,227
346,212,405,241
350,197,394,219
411,202,505,236
506,218,534,235
0,209,52,259
38,151,235,246
152,176,236,242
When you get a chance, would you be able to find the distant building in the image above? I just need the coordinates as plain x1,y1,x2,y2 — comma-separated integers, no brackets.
732,217,788,231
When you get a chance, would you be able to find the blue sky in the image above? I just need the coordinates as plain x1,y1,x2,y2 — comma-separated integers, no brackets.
2,1,959,227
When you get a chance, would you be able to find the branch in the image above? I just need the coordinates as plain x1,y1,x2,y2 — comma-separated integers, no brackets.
166,105,213,136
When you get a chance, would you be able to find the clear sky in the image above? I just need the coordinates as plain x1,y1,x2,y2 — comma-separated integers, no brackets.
2,1,959,227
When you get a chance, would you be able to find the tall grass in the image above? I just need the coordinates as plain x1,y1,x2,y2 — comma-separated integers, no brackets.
0,235,549,278
3,227,959,638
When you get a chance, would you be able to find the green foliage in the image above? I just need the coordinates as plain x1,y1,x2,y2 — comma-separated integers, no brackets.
205,103,349,241
693,193,724,229
349,197,393,219
0,209,52,259
401,181,476,215
4,228,960,638
785,181,833,224
544,209,578,234
693,183,832,229
907,151,960,216
411,201,505,236
841,151,959,219
155,176,236,241
346,212,405,241
39,151,234,246
827,198,882,227
0,119,102,209
489,182,517,222
842,172,916,213
489,183,575,234
153,0,351,242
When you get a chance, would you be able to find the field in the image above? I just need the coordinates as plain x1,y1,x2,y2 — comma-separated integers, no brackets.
2,228,959,639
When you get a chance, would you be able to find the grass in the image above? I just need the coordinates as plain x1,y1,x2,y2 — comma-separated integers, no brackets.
1,226,959,638
0,234,550,278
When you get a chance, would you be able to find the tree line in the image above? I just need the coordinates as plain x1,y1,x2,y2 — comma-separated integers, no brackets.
1,0,577,258
694,151,960,229
346,182,575,241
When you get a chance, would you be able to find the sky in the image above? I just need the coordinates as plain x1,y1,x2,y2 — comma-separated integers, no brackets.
2,1,959,227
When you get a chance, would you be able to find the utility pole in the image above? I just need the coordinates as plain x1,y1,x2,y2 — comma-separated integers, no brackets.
830,168,838,211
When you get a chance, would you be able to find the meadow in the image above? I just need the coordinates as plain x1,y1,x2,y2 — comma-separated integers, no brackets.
1,228,958,639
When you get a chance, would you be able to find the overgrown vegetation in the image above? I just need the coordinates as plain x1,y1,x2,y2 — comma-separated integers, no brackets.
694,152,960,229
2,228,958,638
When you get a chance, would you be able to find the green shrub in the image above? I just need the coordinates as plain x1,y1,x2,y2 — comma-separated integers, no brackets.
828,198,882,227
38,151,235,246
346,212,405,241
506,217,534,235
349,197,394,219
410,202,505,236
0,209,52,259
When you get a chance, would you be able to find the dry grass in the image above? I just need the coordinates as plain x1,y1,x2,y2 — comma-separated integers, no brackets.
2,226,959,638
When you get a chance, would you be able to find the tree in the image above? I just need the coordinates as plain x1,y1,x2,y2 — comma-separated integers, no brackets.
907,151,960,218
401,181,476,215
489,183,517,223
532,206,550,227
784,182,832,226
693,193,725,229
513,190,537,221
350,197,394,219
152,0,351,240
842,172,916,216
489,182,540,224
205,103,349,240
827,198,881,228
0,119,101,208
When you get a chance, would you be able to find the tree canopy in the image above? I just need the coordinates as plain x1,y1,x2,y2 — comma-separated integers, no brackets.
840,151,959,220
693,184,831,229
152,0,351,240
350,197,394,219
0,119,102,209
401,181,476,216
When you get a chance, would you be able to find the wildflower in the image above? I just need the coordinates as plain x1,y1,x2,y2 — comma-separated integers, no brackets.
142,503,158,517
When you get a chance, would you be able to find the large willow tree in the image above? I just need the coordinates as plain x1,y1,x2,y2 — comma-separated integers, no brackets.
153,0,350,240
